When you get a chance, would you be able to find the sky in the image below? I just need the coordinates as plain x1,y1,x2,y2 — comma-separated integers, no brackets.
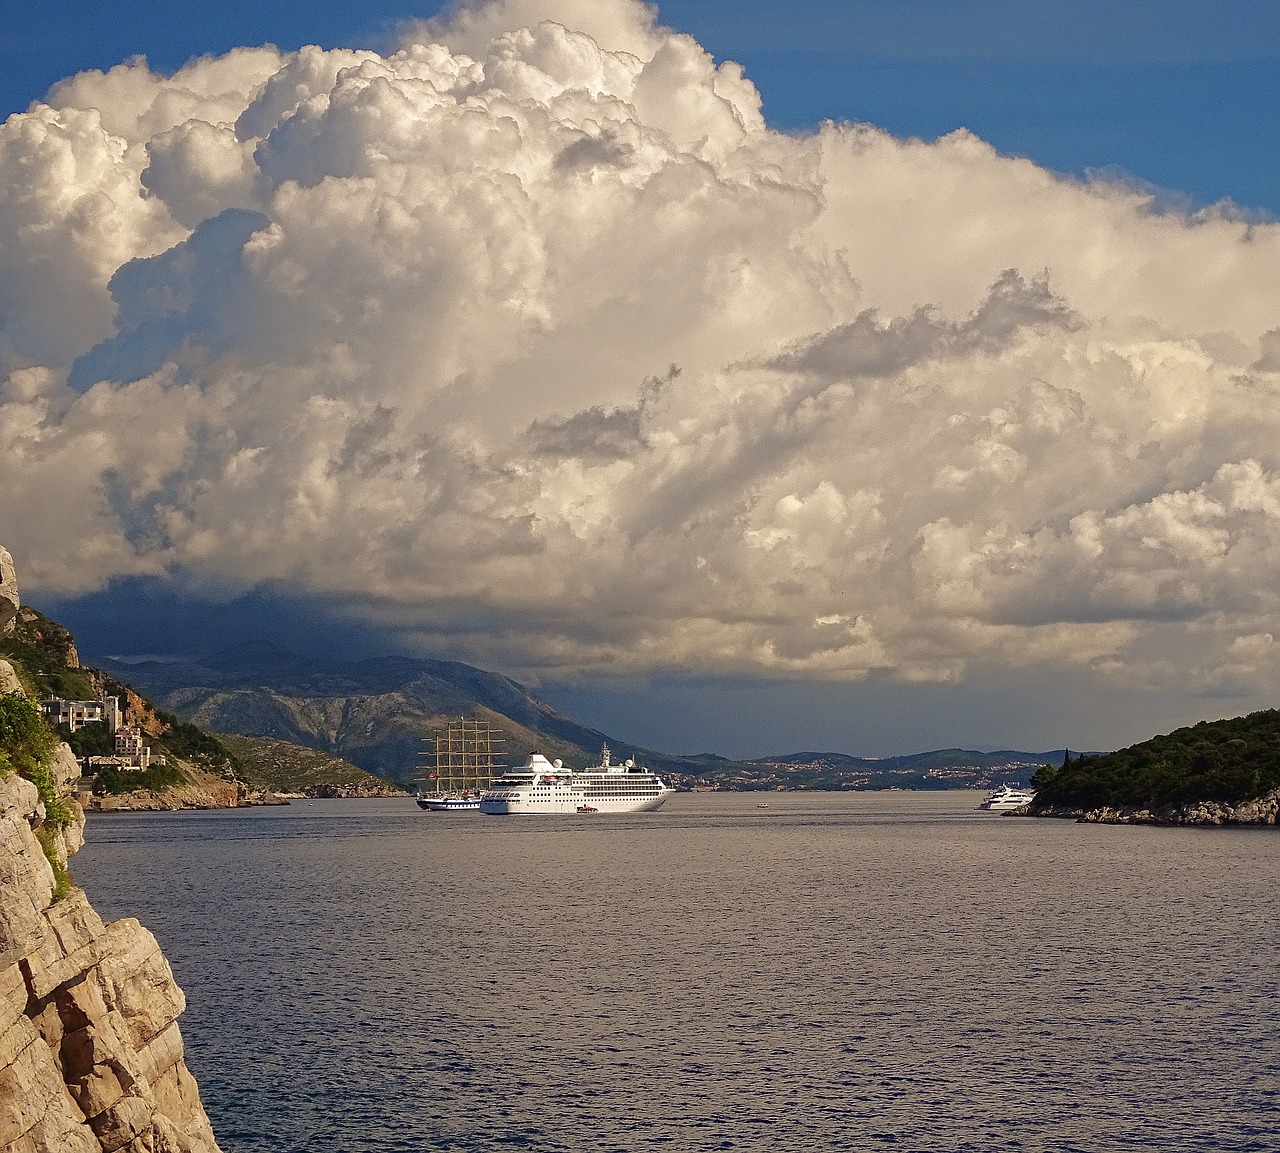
4,0,1280,758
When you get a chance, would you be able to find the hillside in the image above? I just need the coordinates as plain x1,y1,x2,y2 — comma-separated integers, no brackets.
1030,710,1280,823
0,606,267,808
216,734,406,797
93,641,1061,791
739,748,1060,791
94,642,630,786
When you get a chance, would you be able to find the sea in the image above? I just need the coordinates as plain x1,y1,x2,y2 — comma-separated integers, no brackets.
73,792,1278,1153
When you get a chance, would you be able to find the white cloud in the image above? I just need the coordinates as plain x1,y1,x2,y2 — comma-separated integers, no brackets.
4,0,1280,700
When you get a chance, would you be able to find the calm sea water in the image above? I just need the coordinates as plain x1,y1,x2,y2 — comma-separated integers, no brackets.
73,793,1278,1153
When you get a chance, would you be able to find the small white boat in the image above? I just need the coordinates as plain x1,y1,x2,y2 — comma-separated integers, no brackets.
977,785,1035,812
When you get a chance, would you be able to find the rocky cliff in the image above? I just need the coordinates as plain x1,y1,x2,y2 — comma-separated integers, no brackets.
1,548,222,1153
0,549,18,640
0,765,223,1152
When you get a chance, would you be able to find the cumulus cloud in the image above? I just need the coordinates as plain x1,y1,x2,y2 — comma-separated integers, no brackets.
5,0,1280,699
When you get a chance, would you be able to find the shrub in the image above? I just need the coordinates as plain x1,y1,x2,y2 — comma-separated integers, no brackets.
0,691,55,770
34,826,72,902
92,761,188,796
0,692,72,824
59,721,115,758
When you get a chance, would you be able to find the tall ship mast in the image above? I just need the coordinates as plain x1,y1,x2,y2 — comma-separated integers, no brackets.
416,717,506,811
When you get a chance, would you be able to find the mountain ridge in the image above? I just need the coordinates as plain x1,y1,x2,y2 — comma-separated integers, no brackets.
94,643,1061,790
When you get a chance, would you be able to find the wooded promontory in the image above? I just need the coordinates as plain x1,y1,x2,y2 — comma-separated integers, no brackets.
1030,710,1280,825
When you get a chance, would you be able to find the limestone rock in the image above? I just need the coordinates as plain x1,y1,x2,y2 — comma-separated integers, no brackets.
0,738,224,1153
49,744,83,792
1228,788,1280,824
1036,786,1280,825
0,777,53,970
0,547,17,639
0,661,21,696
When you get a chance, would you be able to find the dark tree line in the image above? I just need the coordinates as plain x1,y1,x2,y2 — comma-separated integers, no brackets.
1031,710,1280,810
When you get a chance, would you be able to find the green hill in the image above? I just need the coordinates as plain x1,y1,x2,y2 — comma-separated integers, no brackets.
1030,709,1280,812
216,734,405,797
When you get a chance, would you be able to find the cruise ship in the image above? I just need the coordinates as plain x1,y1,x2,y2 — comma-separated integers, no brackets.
977,784,1036,812
480,744,675,815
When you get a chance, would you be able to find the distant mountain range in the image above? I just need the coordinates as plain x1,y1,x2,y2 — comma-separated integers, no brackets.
95,642,1063,790
94,641,620,786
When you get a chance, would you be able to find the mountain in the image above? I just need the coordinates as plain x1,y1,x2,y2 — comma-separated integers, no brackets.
93,642,1060,791
93,643,625,787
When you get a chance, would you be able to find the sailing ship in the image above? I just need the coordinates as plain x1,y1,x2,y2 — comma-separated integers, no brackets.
416,718,505,811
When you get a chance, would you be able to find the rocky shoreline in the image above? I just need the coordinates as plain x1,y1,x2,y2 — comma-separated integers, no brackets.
2,544,223,1151
1,761,223,1152
84,774,288,813
1030,787,1280,826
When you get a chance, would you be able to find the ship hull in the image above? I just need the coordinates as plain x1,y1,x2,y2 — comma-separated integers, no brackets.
480,789,674,815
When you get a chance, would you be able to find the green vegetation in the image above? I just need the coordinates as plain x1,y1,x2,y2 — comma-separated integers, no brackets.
92,761,189,796
58,722,115,758
216,733,405,795
0,690,55,769
0,691,71,824
1033,711,1280,811
34,826,72,901
152,710,242,778
0,608,95,699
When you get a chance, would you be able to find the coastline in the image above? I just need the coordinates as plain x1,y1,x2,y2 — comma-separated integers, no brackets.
1030,787,1280,827
1,762,224,1151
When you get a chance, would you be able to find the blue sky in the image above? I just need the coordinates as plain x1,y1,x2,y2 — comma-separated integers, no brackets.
6,0,1279,212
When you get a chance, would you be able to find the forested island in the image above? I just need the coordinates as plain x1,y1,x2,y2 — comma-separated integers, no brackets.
1030,710,1280,825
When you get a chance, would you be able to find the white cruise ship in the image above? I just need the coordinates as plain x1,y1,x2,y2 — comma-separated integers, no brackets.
480,744,675,815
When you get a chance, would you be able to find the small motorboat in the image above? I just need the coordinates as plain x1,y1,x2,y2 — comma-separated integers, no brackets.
576,805,598,813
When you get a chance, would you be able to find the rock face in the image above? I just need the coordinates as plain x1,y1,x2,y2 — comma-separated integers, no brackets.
84,765,274,812
0,548,17,639
0,663,21,697
1034,787,1280,826
1,766,222,1153
0,541,222,1150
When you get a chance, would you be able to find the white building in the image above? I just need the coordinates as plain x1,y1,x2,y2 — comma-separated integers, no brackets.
40,695,121,733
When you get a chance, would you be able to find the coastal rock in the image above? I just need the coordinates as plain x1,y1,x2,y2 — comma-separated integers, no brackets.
1034,787,1280,826
0,776,53,971
1,545,221,1151
85,766,250,813
0,662,21,696
0,548,17,638
0,756,222,1153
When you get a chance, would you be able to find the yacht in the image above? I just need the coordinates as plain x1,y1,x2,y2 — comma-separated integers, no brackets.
480,744,675,815
977,784,1036,812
